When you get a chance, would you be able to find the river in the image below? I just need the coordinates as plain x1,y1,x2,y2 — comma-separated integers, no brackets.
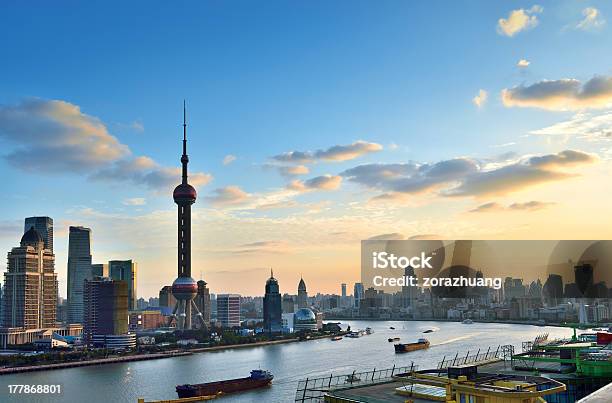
0,321,574,403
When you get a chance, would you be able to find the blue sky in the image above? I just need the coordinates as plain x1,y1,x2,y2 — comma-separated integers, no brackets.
1,1,612,297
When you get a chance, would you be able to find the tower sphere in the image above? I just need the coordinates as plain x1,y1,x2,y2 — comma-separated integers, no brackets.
173,183,197,204
172,276,198,300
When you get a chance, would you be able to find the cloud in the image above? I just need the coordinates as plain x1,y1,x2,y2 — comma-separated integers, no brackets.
341,159,478,195
497,5,542,37
472,89,488,108
277,164,309,177
450,150,597,197
517,59,530,68
576,7,605,31
0,98,129,172
368,232,406,240
92,157,212,190
0,98,212,190
342,150,597,200
122,197,146,206
205,186,251,207
530,111,612,140
470,200,555,213
223,154,236,165
502,75,612,110
272,140,382,164
288,175,342,192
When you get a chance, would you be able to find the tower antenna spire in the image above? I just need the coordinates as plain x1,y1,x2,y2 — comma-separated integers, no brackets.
181,100,189,184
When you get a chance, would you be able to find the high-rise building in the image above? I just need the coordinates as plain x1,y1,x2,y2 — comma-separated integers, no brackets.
83,277,128,344
159,286,176,309
3,227,57,329
195,280,211,329
109,260,137,311
263,270,282,334
341,283,347,297
217,294,241,328
354,282,364,308
67,226,93,324
91,263,108,277
297,277,308,309
282,294,295,313
24,216,53,253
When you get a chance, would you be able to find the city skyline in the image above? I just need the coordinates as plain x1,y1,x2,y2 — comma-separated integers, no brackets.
2,2,612,297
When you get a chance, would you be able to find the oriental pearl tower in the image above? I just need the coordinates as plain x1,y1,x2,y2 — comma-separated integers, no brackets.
169,102,205,330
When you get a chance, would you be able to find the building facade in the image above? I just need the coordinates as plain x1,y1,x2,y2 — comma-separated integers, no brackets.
195,280,211,329
109,260,137,311
24,216,53,253
297,277,308,309
67,226,93,324
2,227,57,329
91,263,108,277
83,277,128,345
263,271,282,334
216,294,241,328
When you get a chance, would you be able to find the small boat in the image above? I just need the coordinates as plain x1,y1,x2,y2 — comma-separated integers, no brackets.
389,326,395,330
462,319,474,324
365,327,374,335
388,337,400,342
423,329,434,333
176,369,273,398
345,331,363,338
331,336,343,341
394,338,430,353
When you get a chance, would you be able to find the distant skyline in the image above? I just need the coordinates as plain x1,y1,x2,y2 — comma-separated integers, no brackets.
1,1,612,298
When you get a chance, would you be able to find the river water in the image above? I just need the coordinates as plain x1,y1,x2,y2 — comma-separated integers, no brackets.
0,321,573,403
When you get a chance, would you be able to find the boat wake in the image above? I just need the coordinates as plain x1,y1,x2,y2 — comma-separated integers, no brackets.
431,333,480,346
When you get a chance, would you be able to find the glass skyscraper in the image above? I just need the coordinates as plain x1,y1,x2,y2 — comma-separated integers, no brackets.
109,260,137,311
67,226,93,324
24,216,53,253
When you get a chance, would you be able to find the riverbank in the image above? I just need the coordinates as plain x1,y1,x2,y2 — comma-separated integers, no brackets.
0,350,192,375
324,317,570,328
0,332,345,375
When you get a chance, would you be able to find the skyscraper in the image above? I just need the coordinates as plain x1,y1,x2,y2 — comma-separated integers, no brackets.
263,270,282,334
195,280,211,329
109,260,137,311
3,227,57,329
24,216,53,253
297,277,308,309
83,277,128,345
91,263,108,277
354,282,364,308
217,294,241,328
67,226,93,324
169,103,205,330
341,283,347,297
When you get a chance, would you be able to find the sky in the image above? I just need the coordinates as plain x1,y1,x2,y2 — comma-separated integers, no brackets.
1,1,612,299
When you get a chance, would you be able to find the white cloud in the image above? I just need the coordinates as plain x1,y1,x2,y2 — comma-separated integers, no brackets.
223,154,237,165
530,111,612,141
272,140,383,163
576,7,605,30
0,98,212,190
497,5,542,37
502,75,612,110
122,198,146,206
205,186,251,207
517,59,530,68
341,150,597,200
288,175,342,192
472,89,488,108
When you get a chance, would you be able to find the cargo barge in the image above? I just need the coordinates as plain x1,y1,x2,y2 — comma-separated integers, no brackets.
394,338,430,353
176,369,273,398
